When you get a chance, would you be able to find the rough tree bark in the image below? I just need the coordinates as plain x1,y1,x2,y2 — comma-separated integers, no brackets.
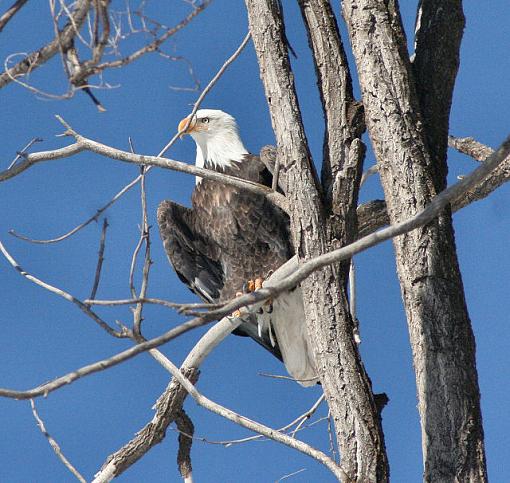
245,1,388,481
342,1,487,481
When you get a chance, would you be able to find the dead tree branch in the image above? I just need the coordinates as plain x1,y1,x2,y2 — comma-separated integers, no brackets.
0,240,123,337
0,0,29,33
0,0,91,89
175,409,194,482
30,399,87,483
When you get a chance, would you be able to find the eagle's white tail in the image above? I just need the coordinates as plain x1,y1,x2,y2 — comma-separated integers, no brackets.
260,286,318,387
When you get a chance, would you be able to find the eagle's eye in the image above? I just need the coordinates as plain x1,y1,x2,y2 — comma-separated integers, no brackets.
200,117,210,124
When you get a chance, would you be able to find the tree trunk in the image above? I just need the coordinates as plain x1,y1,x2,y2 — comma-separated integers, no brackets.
245,1,388,481
342,1,487,480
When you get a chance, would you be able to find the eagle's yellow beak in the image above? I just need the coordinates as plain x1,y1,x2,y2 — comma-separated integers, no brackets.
178,116,196,138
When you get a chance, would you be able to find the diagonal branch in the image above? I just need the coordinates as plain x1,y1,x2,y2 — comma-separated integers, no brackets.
0,240,123,337
0,0,29,33
1,120,289,213
30,399,87,483
357,135,510,237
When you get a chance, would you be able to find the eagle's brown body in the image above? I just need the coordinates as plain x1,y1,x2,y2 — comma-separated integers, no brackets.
157,109,317,385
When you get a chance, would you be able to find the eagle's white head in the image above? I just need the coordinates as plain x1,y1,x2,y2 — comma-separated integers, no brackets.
178,109,249,179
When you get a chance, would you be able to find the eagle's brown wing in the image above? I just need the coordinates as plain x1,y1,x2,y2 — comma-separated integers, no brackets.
157,200,224,302
157,197,284,362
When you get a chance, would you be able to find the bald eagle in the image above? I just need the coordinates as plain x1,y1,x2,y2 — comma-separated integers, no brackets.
157,109,317,386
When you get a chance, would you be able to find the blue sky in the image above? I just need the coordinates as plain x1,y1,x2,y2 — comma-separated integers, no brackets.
1,1,508,482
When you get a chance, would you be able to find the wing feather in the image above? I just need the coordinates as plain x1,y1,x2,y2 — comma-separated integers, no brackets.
157,200,224,302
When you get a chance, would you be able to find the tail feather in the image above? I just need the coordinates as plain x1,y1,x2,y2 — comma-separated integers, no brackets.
259,286,318,387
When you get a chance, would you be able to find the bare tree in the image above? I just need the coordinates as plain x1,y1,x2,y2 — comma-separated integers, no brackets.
1,1,508,482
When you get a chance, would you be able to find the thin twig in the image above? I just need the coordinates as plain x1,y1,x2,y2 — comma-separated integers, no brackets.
275,468,307,482
9,174,140,243
257,372,320,385
1,143,84,183
83,297,190,310
88,218,108,302
0,0,29,33
0,317,211,399
132,162,151,337
170,394,325,448
0,240,124,337
8,137,43,170
327,410,338,463
158,31,251,158
30,400,87,483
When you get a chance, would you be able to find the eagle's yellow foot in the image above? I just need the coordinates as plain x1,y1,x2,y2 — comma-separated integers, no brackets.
232,291,244,317
233,278,272,317
251,278,273,314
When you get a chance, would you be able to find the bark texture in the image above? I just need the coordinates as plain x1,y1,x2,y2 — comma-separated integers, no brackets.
246,1,388,481
342,1,487,481
99,368,199,477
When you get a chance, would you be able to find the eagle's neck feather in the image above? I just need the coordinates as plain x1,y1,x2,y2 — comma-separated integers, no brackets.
194,129,248,184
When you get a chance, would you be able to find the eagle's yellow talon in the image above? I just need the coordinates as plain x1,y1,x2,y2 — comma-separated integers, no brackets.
247,279,256,292
232,291,244,317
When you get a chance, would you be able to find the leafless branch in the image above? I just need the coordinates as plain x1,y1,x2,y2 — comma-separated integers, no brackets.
84,297,223,311
358,135,510,237
0,0,92,89
132,163,151,338
0,317,207,400
160,31,251,158
172,393,325,448
55,118,289,212
276,468,307,482
88,218,108,302
9,174,141,243
77,1,212,83
8,137,43,170
175,409,194,481
1,143,84,182
448,135,493,162
0,240,123,337
30,399,87,483
0,0,29,33
327,410,338,463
